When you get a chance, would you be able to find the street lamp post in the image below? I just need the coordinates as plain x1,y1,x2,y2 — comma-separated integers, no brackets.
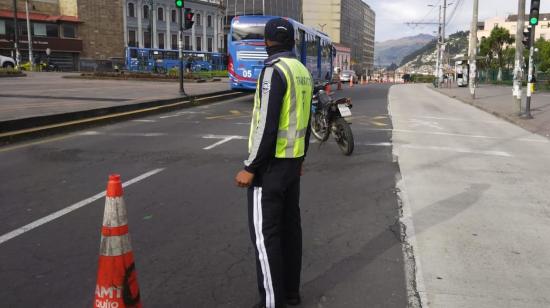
25,0,33,70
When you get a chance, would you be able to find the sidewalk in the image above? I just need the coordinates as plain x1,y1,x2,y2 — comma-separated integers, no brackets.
0,72,232,122
432,84,550,138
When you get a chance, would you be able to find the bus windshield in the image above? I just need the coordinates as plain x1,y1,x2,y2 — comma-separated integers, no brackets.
231,23,265,41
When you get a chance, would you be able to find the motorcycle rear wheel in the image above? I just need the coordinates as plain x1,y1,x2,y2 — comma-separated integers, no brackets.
334,118,354,155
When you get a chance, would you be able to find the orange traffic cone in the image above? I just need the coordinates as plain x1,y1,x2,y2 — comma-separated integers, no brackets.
349,77,353,87
325,83,331,94
94,175,142,308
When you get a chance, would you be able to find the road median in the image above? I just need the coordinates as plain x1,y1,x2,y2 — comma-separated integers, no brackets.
0,90,249,145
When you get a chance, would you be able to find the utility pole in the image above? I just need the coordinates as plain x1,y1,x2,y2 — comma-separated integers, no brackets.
439,0,448,87
25,0,33,71
468,0,479,98
513,0,526,113
436,5,442,86
12,0,20,67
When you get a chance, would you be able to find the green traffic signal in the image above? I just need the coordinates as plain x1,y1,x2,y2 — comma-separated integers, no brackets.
530,17,538,25
175,0,183,8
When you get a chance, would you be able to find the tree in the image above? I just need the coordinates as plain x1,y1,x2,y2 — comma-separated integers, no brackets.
534,38,550,73
479,26,514,80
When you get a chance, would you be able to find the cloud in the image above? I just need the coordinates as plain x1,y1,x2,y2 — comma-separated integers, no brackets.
369,0,550,42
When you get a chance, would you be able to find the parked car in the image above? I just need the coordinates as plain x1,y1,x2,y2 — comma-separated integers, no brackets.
0,55,16,69
340,70,358,84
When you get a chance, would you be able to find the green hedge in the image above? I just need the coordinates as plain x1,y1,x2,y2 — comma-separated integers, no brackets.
0,68,24,75
410,74,436,83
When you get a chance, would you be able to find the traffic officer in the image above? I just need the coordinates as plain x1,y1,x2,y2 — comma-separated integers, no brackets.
235,18,313,308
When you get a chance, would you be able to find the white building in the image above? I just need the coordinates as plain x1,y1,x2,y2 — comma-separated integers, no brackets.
478,13,550,43
123,0,225,52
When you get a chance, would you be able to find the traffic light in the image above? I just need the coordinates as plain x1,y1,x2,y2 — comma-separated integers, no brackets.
175,0,183,8
523,27,532,48
529,0,540,26
184,8,194,30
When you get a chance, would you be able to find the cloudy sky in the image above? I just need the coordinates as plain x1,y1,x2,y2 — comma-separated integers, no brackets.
368,0,550,42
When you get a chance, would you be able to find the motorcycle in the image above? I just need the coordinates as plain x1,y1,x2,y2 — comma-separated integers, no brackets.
311,84,354,155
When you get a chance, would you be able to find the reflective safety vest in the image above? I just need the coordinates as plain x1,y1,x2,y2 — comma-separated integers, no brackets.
249,57,313,158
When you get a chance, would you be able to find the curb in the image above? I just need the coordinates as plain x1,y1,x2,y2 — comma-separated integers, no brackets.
0,90,250,145
428,86,534,132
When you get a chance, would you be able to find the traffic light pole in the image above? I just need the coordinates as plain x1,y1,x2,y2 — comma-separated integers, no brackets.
522,25,536,119
178,6,186,96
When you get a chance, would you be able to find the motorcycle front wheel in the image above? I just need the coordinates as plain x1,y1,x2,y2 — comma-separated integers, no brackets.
334,118,354,155
311,112,330,141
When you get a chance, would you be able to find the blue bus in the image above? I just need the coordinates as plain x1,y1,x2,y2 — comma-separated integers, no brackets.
228,15,334,91
125,47,225,73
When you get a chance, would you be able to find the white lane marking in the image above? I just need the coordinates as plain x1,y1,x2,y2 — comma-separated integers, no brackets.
409,119,443,130
400,144,512,157
359,142,392,147
392,114,504,124
132,119,157,123
368,128,550,143
235,122,250,125
0,168,165,246
79,131,166,137
202,134,247,150
159,111,205,119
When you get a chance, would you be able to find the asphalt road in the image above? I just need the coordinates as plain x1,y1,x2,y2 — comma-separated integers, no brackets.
0,84,407,307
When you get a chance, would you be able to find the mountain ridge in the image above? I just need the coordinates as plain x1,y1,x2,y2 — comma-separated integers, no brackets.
374,34,436,67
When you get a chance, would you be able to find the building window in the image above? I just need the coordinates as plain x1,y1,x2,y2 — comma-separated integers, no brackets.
144,31,151,48
46,24,59,37
128,3,135,17
33,23,47,36
158,7,164,21
207,15,212,28
0,20,5,35
158,33,165,49
207,37,213,52
196,36,202,51
143,5,149,19
62,24,76,38
129,30,137,47
184,35,190,50
172,10,177,23
196,14,201,26
171,34,177,49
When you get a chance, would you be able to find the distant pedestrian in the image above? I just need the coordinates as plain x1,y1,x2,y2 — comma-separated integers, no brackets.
235,17,313,308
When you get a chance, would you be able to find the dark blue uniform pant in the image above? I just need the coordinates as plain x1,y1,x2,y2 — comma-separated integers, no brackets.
248,159,302,308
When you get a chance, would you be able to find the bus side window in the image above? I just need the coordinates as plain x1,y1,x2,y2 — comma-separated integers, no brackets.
296,29,305,61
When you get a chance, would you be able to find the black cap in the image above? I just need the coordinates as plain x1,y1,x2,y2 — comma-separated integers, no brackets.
265,18,295,45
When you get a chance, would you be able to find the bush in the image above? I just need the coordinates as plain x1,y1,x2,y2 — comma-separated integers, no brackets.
0,68,23,75
410,74,435,83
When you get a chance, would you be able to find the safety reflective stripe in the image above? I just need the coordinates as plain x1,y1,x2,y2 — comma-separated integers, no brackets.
248,81,261,151
275,60,298,157
246,67,274,166
277,128,307,139
253,187,275,308
99,234,133,256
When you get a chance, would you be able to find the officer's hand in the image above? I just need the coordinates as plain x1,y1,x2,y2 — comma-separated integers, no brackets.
300,164,304,176
235,170,255,188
